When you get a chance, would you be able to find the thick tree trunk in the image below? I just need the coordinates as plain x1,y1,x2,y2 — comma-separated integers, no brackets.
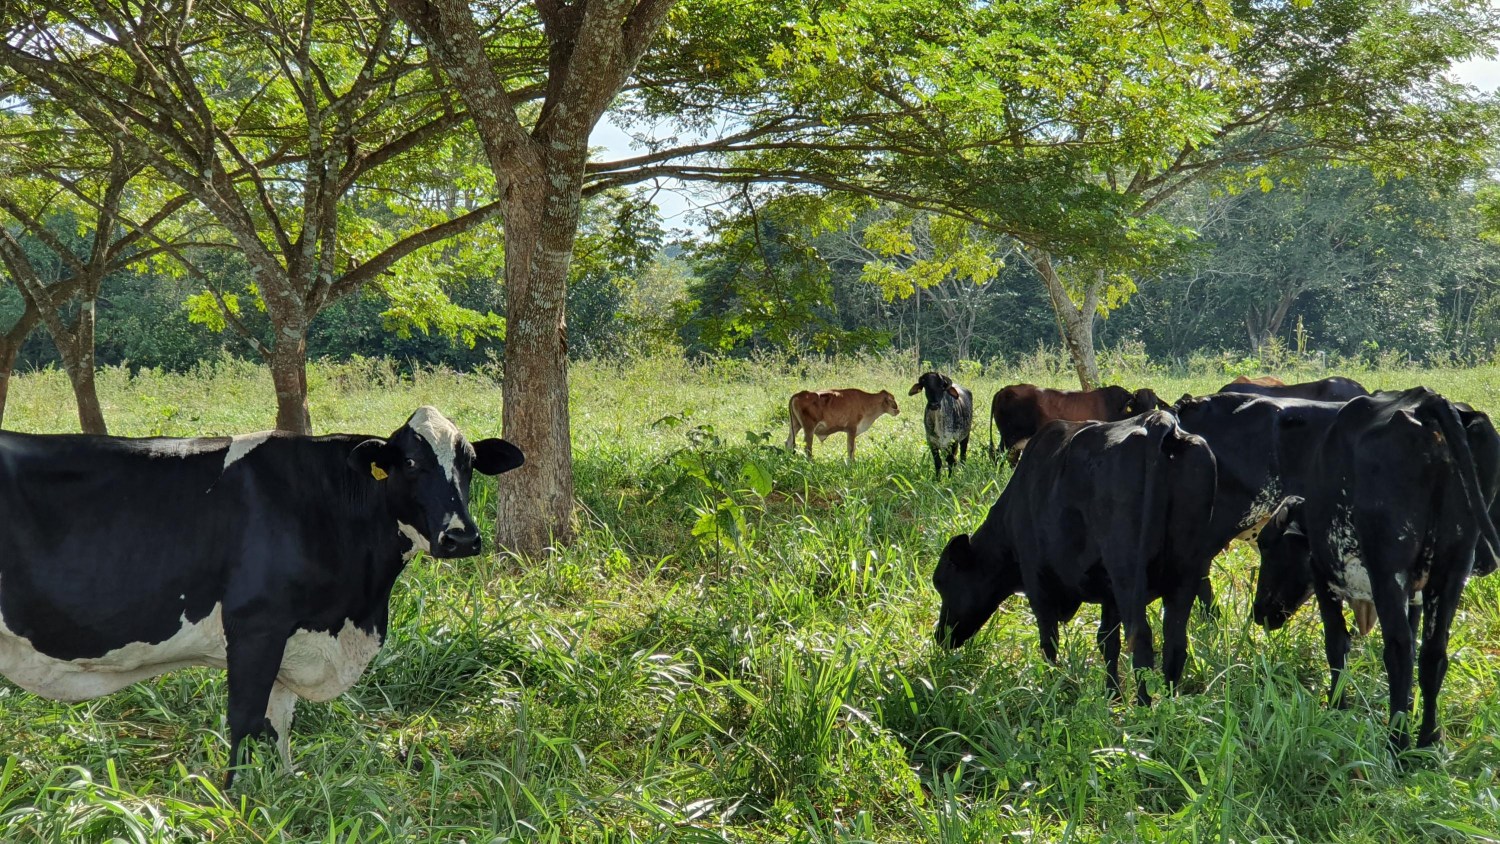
269,331,312,434
54,298,106,435
0,306,38,429
493,165,580,556
1029,248,1099,389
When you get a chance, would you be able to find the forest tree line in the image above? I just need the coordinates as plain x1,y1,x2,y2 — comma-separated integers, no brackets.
5,161,1498,377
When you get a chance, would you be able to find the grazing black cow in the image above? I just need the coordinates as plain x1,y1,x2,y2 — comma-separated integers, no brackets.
1251,388,1500,752
1217,376,1369,403
0,407,523,786
932,410,1218,703
1171,392,1353,613
910,372,973,480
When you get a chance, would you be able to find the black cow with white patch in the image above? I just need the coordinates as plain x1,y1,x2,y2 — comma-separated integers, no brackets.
910,371,973,480
1170,392,1353,613
932,410,1218,703
1252,388,1500,752
0,406,522,785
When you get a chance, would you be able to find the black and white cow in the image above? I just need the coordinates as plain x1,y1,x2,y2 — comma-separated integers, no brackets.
910,371,973,480
0,406,523,785
1251,388,1500,752
932,410,1218,703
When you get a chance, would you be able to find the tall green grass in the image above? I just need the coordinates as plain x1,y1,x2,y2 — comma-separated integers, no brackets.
0,353,1497,842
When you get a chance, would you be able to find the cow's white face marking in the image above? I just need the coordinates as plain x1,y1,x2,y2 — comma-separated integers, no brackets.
397,521,430,562
278,620,383,703
445,513,464,532
223,432,273,471
408,406,461,484
0,599,227,702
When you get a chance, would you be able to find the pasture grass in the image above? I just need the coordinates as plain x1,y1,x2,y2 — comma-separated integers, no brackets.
1,352,1499,841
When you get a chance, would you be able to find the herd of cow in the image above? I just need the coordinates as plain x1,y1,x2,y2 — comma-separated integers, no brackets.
0,371,1494,788
857,371,1492,760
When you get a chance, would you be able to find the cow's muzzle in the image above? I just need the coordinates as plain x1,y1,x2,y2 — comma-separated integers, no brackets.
436,525,481,557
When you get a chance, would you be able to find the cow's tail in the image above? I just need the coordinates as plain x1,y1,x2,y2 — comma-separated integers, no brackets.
1121,415,1177,642
785,394,801,452
1417,393,1500,568
988,401,997,461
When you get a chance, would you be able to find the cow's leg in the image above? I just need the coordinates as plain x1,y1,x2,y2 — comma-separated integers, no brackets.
1160,579,1200,691
266,681,298,771
959,435,969,464
1124,605,1156,706
846,432,856,462
1096,596,1123,700
1416,571,1465,748
1032,600,1062,665
224,628,289,788
1313,588,1352,709
1195,577,1218,620
930,444,942,480
1374,582,1416,753
804,427,814,460
945,444,957,477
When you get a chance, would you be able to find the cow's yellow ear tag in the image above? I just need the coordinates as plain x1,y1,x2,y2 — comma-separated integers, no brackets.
371,464,388,481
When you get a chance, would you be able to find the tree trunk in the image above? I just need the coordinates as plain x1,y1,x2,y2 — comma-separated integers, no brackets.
53,298,106,435
0,305,38,429
493,163,580,556
269,331,312,434
1029,248,1099,389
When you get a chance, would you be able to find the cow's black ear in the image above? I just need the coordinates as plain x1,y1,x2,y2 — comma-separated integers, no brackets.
908,382,923,396
473,438,525,475
941,533,975,568
349,438,397,476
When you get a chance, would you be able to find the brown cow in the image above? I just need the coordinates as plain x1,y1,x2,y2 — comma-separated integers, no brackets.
990,384,1166,465
785,388,901,461
1231,375,1286,388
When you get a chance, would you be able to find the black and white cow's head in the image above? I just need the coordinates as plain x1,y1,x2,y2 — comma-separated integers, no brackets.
1252,496,1314,631
349,406,524,559
910,372,959,408
932,532,1020,649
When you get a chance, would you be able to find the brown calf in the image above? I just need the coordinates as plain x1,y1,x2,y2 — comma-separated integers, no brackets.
990,383,1166,464
786,388,900,461
1230,375,1286,388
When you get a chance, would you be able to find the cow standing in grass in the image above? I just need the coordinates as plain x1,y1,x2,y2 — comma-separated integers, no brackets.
1252,388,1500,753
785,388,900,462
911,372,973,480
989,384,1166,465
0,407,523,786
932,410,1218,703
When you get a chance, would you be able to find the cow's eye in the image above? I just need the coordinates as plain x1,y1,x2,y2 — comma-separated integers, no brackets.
406,458,417,470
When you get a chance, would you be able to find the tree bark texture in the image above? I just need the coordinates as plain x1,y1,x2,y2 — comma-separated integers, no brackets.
1028,247,1099,389
53,298,106,435
268,327,312,435
494,173,580,552
0,305,39,429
